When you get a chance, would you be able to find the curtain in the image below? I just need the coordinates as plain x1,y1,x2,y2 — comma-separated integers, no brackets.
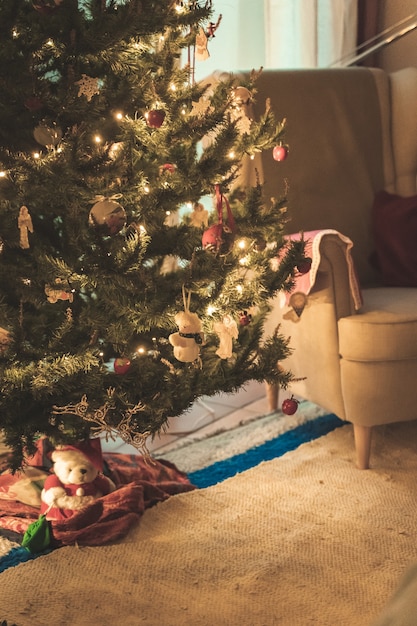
192,0,358,80
264,0,358,68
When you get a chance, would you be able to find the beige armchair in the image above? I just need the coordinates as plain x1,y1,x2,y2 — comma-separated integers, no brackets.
250,67,417,469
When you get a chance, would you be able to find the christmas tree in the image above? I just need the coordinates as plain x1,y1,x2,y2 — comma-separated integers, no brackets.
0,0,305,470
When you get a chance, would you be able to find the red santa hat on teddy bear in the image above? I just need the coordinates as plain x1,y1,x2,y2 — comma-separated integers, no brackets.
54,437,104,471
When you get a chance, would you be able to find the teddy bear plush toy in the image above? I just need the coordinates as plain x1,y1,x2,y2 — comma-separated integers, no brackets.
169,310,205,365
40,440,115,521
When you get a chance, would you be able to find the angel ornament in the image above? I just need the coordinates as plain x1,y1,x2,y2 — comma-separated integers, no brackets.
195,27,209,61
18,206,34,249
189,202,209,228
213,314,239,360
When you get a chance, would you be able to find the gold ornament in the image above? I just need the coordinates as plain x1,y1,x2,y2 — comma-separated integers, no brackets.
89,196,127,236
33,122,62,147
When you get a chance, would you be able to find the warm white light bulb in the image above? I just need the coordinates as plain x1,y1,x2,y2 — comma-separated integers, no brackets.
238,239,246,250
33,152,40,159
236,284,244,294
94,134,102,144
0,171,6,178
115,111,123,120
207,305,216,316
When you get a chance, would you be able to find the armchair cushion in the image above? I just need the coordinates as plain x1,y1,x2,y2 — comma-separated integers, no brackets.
338,288,417,361
371,191,417,287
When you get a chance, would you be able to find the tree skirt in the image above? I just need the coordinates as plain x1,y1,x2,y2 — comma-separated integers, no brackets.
1,420,417,626
0,453,195,549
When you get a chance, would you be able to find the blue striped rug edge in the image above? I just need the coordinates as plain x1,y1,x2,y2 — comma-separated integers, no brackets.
188,413,345,489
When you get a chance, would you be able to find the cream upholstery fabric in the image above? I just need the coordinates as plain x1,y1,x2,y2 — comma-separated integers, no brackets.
247,67,417,468
339,289,417,361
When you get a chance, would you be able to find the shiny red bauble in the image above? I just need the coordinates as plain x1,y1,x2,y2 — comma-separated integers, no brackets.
24,96,43,111
159,163,176,175
146,110,166,128
202,223,235,255
239,311,252,326
114,358,131,375
282,396,299,415
296,257,312,274
272,145,288,162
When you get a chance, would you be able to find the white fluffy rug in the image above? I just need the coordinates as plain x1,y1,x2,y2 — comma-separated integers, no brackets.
1,420,417,626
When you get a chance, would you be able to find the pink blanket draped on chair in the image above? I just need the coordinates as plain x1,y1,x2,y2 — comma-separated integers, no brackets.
277,229,363,311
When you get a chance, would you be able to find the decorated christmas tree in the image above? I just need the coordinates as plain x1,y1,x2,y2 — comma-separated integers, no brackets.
0,0,306,470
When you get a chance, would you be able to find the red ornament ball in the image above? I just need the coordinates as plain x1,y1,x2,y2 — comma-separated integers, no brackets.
202,223,235,255
282,396,299,415
32,0,62,14
272,145,288,162
296,257,312,274
24,96,43,112
146,110,166,128
159,163,176,175
114,358,131,375
239,311,252,326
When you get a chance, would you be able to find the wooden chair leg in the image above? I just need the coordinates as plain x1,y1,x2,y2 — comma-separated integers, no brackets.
265,382,279,412
353,424,372,470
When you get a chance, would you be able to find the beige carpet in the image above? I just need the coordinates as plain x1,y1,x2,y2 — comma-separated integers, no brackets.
1,420,417,626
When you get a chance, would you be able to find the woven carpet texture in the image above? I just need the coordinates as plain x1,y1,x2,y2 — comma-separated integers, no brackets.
1,419,417,625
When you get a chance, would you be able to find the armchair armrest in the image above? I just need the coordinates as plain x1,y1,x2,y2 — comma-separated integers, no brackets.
265,232,361,420
311,234,359,320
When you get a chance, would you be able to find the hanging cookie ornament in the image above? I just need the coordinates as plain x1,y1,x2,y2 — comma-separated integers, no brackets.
0,327,11,355
45,278,74,303
89,195,127,236
202,185,236,254
169,286,204,366
75,74,100,102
